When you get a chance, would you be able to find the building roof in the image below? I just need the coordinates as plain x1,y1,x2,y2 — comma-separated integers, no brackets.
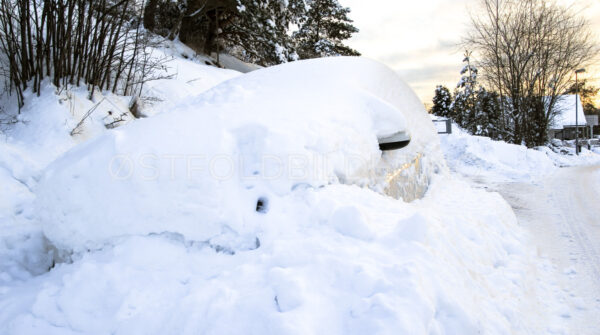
550,95,587,129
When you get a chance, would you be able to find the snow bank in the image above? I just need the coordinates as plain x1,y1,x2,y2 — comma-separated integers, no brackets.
1,83,78,168
36,57,442,253
439,121,600,181
218,53,262,73
439,123,557,182
140,41,241,116
5,175,566,334
535,145,600,167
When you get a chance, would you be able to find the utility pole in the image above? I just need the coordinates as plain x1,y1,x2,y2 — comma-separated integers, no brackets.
216,8,220,66
575,68,585,155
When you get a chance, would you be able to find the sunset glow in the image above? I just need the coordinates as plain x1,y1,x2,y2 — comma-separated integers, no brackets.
341,0,600,105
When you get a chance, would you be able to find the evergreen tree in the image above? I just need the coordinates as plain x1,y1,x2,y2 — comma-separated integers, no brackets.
144,0,302,66
430,85,453,118
144,0,187,39
439,52,504,139
294,0,360,59
225,0,304,65
142,0,361,65
474,88,502,139
452,52,478,132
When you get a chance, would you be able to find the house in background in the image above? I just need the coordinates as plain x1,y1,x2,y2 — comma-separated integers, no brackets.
548,95,588,140
585,114,599,138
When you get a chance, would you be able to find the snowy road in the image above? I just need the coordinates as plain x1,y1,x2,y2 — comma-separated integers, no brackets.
496,165,600,333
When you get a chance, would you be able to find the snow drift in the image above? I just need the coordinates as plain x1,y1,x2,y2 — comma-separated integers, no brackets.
36,57,443,253
439,122,557,182
439,121,600,182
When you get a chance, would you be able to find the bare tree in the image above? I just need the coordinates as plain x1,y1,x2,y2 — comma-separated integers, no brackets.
466,0,597,146
0,0,168,112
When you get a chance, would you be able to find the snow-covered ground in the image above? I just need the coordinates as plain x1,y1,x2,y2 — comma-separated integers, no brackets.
1,44,600,334
439,124,600,334
496,166,600,334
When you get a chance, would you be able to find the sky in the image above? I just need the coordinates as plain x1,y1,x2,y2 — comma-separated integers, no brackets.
340,0,600,107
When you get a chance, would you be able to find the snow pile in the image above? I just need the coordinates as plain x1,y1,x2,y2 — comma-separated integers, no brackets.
36,57,443,253
535,144,600,168
218,53,262,73
140,41,241,116
5,175,567,334
438,120,600,180
439,124,557,182
1,84,78,168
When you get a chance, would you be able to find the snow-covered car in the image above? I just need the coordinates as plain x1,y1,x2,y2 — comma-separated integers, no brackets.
36,57,443,253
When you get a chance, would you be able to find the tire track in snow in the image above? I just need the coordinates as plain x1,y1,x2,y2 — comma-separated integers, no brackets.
494,165,600,333
553,166,600,285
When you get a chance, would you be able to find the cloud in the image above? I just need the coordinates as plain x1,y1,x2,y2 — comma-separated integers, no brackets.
339,0,600,104
397,64,463,102
397,65,459,85
339,0,471,101
378,39,461,66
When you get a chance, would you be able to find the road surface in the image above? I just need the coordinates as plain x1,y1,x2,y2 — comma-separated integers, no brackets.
496,165,600,334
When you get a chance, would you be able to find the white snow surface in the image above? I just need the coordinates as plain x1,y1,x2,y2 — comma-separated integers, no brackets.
0,49,593,334
217,53,263,73
137,40,241,117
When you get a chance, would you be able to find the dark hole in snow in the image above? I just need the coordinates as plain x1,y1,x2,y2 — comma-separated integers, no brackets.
49,259,56,271
274,296,282,312
256,197,269,213
205,61,212,66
